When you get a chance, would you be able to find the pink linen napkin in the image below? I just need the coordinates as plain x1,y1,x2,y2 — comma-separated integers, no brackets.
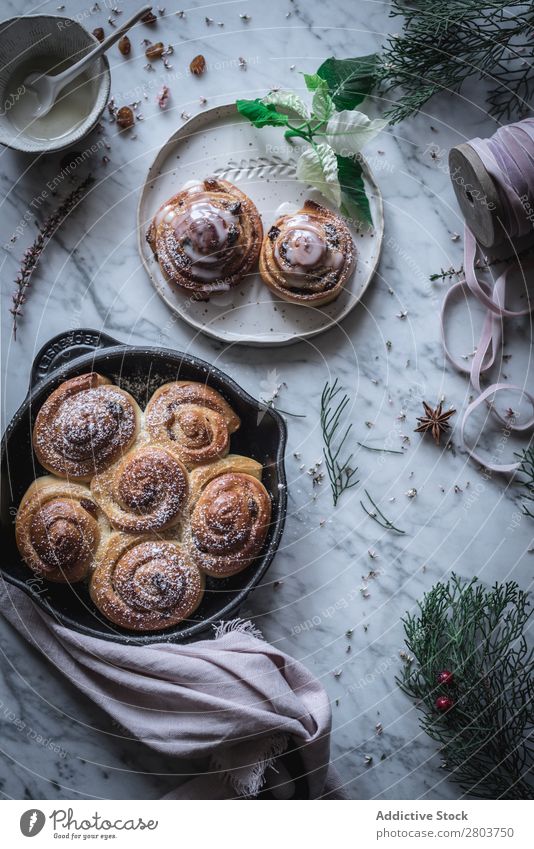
0,580,344,799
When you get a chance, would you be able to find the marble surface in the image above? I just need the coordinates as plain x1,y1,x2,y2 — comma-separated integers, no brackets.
1,0,533,802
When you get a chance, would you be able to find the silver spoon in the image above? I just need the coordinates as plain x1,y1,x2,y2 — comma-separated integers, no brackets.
24,5,152,120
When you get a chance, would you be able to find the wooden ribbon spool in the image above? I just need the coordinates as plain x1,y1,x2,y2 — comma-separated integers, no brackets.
448,144,503,248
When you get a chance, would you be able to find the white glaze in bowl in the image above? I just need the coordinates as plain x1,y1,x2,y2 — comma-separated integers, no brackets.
0,15,110,154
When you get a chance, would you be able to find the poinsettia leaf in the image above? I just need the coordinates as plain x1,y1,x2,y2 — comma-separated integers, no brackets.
263,90,309,119
236,98,290,128
337,154,372,226
302,72,323,92
325,110,387,155
311,78,334,122
317,54,379,111
296,143,341,207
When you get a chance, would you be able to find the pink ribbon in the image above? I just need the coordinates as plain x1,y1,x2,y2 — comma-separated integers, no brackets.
441,119,534,473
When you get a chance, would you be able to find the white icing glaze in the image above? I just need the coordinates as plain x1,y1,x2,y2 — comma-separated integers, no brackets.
273,213,344,289
172,200,238,282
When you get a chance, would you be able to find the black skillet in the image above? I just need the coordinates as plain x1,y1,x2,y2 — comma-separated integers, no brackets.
0,329,287,645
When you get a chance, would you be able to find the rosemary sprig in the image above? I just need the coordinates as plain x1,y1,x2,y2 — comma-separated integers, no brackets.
357,442,404,455
516,443,534,518
320,379,359,506
360,489,406,534
10,175,94,340
398,575,534,799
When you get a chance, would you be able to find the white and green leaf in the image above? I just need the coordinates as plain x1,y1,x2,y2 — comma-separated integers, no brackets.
296,143,341,207
311,78,334,121
262,90,309,119
325,110,387,156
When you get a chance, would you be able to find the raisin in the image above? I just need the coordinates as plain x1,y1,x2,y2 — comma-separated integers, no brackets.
227,224,239,245
116,106,135,129
268,225,280,241
141,10,157,24
190,54,206,76
145,42,164,60
229,201,242,215
92,27,105,43
118,35,131,55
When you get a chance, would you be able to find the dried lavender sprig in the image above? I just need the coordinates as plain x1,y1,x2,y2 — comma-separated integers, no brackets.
11,175,95,339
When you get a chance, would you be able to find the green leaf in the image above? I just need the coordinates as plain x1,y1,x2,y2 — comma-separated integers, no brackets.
236,98,290,128
311,78,334,122
262,90,309,119
317,54,379,110
337,154,372,226
302,72,323,92
325,110,387,155
296,143,341,207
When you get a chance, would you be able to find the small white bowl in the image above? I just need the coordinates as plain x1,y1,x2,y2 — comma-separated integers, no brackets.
0,14,111,154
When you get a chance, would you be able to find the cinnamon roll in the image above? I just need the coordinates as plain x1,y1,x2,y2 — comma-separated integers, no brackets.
146,178,263,298
259,200,355,306
186,455,271,578
16,476,107,583
90,443,189,534
145,381,240,469
90,534,205,631
33,373,141,482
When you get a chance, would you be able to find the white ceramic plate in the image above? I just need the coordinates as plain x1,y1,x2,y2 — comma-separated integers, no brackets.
137,103,384,346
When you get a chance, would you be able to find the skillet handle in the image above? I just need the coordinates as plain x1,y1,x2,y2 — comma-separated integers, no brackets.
29,328,120,389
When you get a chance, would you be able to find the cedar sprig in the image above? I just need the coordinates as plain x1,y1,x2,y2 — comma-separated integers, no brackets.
516,443,534,519
360,489,406,534
320,379,359,506
10,175,94,340
398,574,534,799
379,0,534,123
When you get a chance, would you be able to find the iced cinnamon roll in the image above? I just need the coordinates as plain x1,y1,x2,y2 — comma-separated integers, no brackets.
16,476,107,583
259,200,355,306
146,178,263,297
33,373,141,482
90,534,205,631
90,443,189,534
144,381,240,469
186,455,271,578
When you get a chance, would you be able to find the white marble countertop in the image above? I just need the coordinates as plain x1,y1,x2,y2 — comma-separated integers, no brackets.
1,0,532,801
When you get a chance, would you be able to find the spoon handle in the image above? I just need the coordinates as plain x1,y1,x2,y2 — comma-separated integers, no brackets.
53,5,153,86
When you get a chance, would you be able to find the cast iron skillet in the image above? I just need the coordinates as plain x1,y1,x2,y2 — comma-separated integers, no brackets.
0,329,287,645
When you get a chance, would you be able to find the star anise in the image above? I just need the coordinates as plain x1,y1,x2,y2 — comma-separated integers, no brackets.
414,401,455,445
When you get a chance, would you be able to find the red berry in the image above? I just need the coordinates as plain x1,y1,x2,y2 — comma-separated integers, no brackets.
435,695,454,712
437,669,454,686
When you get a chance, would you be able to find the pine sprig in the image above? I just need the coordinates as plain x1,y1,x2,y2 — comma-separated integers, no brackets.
320,379,359,506
379,0,534,123
399,575,534,799
516,443,534,518
10,175,94,340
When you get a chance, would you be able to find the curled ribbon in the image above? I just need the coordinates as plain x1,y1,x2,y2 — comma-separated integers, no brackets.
441,119,534,472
